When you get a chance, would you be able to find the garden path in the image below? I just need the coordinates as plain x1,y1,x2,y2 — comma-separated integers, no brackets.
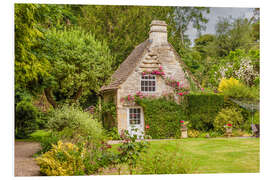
15,141,41,176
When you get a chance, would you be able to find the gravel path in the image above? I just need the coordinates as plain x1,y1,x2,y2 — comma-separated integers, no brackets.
15,141,41,176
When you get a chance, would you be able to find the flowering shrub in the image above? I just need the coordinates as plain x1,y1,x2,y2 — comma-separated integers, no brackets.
180,120,188,128
218,77,240,93
120,91,156,104
214,108,243,133
217,49,260,86
142,66,165,76
117,130,149,174
36,141,86,176
218,78,258,100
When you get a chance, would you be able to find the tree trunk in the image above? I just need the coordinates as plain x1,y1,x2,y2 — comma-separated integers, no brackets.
44,88,57,109
73,86,83,103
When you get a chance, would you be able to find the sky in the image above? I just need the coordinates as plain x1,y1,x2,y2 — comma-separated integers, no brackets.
187,7,254,45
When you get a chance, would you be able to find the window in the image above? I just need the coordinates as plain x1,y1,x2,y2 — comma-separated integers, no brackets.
129,108,141,125
141,74,156,92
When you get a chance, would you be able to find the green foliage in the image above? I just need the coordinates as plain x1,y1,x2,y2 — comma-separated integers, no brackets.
15,4,50,89
15,100,39,138
30,130,51,142
218,78,259,100
117,130,149,175
36,141,86,176
106,127,121,140
101,101,117,130
185,93,224,131
39,28,114,105
222,83,258,100
194,34,215,55
47,105,106,146
79,5,174,68
214,108,244,133
38,131,61,154
136,97,185,139
214,17,255,57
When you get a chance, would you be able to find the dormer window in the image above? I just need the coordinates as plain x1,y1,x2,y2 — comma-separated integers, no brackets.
141,74,156,92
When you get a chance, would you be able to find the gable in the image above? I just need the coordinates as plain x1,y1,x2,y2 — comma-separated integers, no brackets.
100,40,151,92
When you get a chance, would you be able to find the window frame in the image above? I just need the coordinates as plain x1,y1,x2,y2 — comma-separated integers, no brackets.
140,74,156,93
128,107,142,125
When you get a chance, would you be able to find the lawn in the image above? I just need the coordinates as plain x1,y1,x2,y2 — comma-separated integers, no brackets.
102,137,259,174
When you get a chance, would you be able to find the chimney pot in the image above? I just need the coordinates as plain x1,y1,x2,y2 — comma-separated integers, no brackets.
149,20,168,46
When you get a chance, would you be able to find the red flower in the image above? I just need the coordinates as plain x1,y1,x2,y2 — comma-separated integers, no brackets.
201,88,204,91
159,66,163,70
180,120,185,123
161,72,165,75
177,82,180,87
178,92,183,96
227,123,232,127
146,125,150,129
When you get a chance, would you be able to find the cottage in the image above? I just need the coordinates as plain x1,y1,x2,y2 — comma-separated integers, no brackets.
100,20,197,137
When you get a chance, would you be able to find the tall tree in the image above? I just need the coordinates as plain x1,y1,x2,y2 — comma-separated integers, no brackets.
78,5,174,68
213,17,254,57
38,28,114,108
172,7,210,51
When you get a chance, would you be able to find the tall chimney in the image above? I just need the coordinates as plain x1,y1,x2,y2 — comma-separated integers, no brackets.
149,20,167,46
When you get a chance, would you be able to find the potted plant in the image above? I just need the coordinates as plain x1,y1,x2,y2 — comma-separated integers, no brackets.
225,123,232,137
180,120,188,138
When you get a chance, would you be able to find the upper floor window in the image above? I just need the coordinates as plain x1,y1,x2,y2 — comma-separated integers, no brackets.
141,74,156,92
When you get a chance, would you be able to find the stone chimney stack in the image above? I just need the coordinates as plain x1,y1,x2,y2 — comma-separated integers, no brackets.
149,20,168,46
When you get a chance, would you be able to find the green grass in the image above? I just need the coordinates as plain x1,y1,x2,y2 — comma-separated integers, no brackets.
105,137,259,174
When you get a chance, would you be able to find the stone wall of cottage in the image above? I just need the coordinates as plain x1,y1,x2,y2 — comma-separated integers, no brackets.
116,43,190,132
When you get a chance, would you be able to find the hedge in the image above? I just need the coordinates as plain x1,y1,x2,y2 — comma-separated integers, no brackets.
136,97,185,139
185,92,224,131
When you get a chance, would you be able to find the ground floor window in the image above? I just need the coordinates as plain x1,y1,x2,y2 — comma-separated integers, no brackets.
129,108,141,125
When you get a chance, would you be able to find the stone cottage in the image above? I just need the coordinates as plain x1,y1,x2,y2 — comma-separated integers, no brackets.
100,20,197,136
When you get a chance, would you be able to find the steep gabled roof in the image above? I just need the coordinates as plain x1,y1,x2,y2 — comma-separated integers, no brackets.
100,39,151,92
168,43,202,89
100,39,201,92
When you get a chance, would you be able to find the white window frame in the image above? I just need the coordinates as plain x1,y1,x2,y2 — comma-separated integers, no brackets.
140,74,156,93
128,107,142,125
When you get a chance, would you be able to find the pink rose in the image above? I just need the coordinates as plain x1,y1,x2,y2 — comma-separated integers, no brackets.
178,92,183,96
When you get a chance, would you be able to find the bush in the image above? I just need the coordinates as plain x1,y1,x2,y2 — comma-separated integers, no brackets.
218,77,241,93
15,100,39,138
214,108,244,133
187,129,200,138
136,97,185,139
30,130,51,142
185,93,224,131
38,132,61,154
36,141,86,176
47,105,106,146
218,77,258,100
106,127,121,140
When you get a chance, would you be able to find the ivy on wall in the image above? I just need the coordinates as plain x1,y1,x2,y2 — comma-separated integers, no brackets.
101,101,117,130
136,97,186,139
